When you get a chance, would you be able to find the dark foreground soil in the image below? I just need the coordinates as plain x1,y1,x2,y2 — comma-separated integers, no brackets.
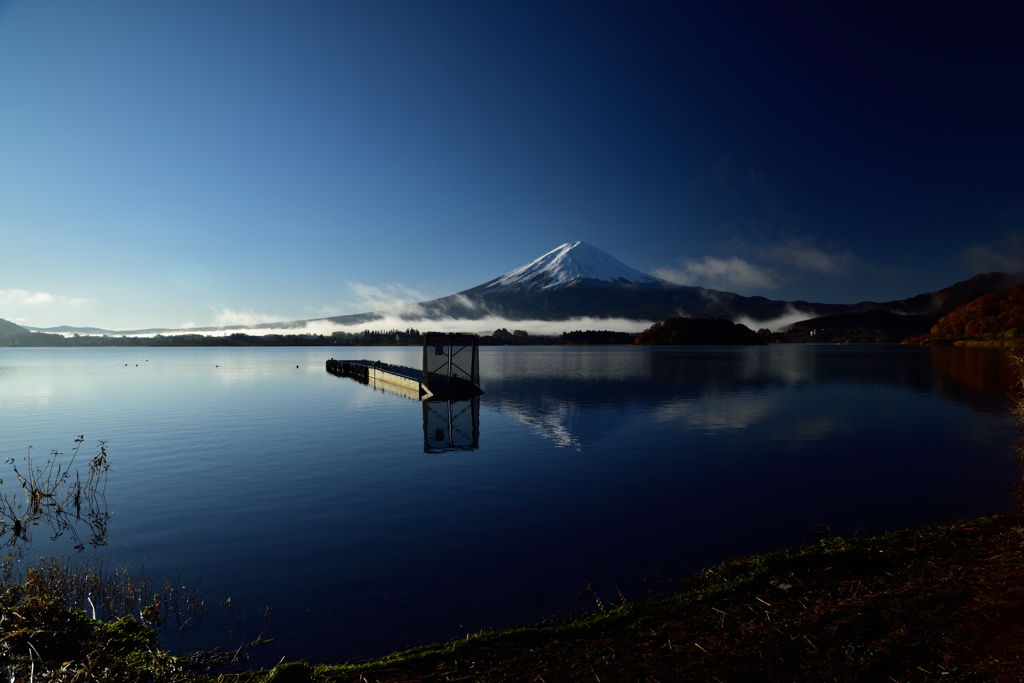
256,514,1024,683
5,514,1024,682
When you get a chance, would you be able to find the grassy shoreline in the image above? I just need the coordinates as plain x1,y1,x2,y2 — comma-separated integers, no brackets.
6,513,1024,682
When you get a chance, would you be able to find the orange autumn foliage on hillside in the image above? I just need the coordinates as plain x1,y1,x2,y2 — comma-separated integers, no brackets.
906,283,1024,343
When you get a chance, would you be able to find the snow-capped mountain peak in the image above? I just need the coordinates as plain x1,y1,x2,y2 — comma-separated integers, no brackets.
482,242,664,292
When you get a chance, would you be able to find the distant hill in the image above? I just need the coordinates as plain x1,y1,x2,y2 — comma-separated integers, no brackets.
904,283,1024,345
0,318,29,338
879,272,1024,317
635,316,765,345
23,325,116,335
781,308,937,343
780,272,1024,343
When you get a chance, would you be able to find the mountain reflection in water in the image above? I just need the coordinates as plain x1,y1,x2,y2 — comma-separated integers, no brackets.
930,346,1019,401
481,346,1017,451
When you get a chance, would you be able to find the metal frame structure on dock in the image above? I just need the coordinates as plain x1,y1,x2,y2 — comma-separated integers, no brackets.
422,332,481,398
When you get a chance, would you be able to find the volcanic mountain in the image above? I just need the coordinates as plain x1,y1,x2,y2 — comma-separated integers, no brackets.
21,243,1024,337
472,241,666,292
321,242,872,327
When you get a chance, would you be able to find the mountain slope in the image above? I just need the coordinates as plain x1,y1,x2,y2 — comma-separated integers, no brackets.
878,272,1024,317
903,282,1024,344
781,272,1024,342
24,325,117,335
322,242,875,327
0,318,29,338
474,242,667,292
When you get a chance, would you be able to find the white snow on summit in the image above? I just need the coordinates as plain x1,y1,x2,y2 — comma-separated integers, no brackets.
484,242,664,292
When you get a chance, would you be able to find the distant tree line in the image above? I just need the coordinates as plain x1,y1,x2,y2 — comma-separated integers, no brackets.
0,329,426,348
5,317,869,348
634,317,766,345
559,330,636,345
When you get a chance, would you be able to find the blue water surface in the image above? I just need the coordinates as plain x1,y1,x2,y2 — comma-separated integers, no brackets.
0,344,1017,665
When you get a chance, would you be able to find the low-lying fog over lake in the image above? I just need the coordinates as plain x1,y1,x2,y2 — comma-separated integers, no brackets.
0,345,1017,667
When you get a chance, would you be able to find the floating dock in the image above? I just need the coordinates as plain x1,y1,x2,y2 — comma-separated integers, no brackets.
326,332,483,400
326,359,430,398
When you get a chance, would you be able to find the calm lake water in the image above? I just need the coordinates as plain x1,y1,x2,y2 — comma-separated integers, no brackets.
0,345,1019,665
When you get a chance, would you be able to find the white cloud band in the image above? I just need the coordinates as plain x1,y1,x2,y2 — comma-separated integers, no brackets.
0,288,93,308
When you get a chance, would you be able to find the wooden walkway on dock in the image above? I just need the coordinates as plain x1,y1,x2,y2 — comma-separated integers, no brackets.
325,359,483,400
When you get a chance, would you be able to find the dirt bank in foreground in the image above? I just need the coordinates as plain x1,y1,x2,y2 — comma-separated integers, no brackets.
220,513,1024,683
6,514,1024,682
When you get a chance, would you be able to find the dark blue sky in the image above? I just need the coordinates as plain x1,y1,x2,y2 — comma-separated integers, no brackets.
1,1,1021,330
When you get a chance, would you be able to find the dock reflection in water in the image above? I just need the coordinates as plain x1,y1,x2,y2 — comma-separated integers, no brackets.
423,398,480,453
327,359,481,453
